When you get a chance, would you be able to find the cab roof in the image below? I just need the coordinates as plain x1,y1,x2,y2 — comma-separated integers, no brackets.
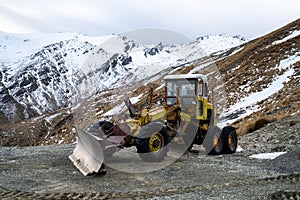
164,74,207,81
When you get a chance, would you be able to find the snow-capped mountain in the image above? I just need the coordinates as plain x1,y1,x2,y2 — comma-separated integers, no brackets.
0,31,246,123
1,18,299,147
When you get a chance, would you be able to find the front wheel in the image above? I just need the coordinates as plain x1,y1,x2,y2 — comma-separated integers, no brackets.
88,121,116,158
136,122,169,162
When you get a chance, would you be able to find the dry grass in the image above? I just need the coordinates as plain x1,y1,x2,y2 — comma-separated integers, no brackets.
234,116,275,136
217,19,300,106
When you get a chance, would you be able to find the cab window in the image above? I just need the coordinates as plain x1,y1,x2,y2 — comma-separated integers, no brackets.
198,81,203,96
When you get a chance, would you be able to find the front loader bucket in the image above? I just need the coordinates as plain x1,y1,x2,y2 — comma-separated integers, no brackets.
69,129,104,176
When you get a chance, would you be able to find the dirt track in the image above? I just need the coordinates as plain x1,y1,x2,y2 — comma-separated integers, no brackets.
0,142,299,200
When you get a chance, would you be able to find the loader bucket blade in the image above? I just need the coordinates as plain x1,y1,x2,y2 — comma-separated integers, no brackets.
69,130,104,176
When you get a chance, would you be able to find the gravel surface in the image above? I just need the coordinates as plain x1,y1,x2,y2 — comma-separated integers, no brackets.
239,114,300,155
0,115,299,199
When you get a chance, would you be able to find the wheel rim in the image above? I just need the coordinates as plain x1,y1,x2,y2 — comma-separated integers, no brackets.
228,133,236,151
213,135,221,152
149,133,164,152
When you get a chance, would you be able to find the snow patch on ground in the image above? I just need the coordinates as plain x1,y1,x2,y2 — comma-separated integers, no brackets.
272,30,300,45
249,152,286,160
233,68,294,111
155,84,165,92
103,102,126,117
236,146,244,152
278,54,300,70
188,60,216,74
130,94,144,104
44,113,62,123
229,46,244,56
221,53,298,125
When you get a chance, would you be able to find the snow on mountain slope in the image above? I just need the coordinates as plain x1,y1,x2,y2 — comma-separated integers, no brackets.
221,59,297,126
195,34,246,54
167,34,247,62
217,18,300,132
0,32,246,123
0,33,113,122
0,32,110,63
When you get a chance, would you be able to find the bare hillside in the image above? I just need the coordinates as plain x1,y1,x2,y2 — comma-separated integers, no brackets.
216,19,300,135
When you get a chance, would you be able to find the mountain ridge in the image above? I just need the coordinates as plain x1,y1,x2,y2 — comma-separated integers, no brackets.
0,32,246,123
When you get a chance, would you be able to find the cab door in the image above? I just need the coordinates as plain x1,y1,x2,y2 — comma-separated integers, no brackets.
196,80,208,120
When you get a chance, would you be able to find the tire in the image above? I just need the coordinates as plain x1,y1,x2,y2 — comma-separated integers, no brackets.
88,121,114,137
136,122,169,162
98,121,114,136
222,126,238,154
88,121,115,158
99,121,116,157
203,126,223,155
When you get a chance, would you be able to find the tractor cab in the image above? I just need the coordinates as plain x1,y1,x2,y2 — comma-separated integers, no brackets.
163,74,212,122
164,74,208,103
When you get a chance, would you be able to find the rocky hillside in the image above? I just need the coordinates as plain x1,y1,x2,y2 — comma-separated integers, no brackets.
216,18,300,135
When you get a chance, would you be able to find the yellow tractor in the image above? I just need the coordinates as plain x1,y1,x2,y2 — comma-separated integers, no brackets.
69,74,238,176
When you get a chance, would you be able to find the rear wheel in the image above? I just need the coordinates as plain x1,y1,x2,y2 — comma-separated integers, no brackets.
203,126,223,155
136,122,169,162
222,126,238,154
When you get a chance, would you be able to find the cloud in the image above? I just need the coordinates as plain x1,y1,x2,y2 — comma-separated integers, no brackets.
0,5,54,32
123,28,192,45
0,0,299,39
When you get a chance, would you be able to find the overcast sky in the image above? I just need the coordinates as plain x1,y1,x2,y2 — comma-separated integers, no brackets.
0,0,299,41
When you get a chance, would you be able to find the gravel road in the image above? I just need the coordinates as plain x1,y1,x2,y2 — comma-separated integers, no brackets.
0,144,299,199
0,116,299,199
